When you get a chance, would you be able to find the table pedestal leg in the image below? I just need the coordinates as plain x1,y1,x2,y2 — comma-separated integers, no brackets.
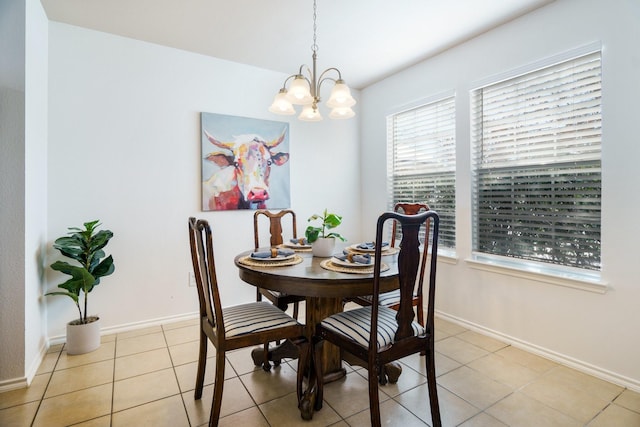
342,351,403,384
298,297,346,420
250,339,300,369
306,297,347,380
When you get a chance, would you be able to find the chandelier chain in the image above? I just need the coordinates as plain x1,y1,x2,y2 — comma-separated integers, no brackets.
312,0,318,53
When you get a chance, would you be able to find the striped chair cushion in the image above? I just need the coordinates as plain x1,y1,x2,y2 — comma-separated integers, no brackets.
223,301,300,337
358,289,404,307
320,306,425,350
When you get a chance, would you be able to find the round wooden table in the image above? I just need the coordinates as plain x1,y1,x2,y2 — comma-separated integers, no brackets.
234,248,401,419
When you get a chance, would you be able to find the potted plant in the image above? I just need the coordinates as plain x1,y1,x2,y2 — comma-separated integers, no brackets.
305,209,346,257
46,220,115,355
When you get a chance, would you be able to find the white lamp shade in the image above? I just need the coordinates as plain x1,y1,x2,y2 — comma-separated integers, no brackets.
326,81,356,108
286,76,313,105
299,105,323,121
329,106,355,119
269,90,295,115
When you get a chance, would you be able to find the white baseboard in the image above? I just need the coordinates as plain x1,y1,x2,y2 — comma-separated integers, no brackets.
436,310,640,393
26,341,48,385
4,312,200,393
47,311,199,346
0,377,29,394
0,340,49,394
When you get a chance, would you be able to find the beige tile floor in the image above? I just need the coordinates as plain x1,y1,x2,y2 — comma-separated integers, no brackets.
2,305,639,427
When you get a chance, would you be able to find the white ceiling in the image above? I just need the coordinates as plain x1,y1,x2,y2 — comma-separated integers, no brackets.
40,0,554,89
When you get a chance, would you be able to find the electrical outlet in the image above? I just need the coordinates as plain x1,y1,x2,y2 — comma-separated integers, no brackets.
188,272,196,287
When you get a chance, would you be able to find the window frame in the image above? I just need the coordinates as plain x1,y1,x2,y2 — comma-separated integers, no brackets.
468,43,606,292
386,92,457,252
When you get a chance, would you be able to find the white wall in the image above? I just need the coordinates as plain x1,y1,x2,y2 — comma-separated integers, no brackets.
0,0,48,389
0,87,26,384
0,0,27,388
24,0,49,383
46,23,360,339
360,0,640,389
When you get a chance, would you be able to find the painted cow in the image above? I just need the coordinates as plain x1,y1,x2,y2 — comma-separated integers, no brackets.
202,129,289,210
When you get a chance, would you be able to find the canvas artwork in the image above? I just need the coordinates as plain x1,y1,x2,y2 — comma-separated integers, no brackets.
201,112,291,211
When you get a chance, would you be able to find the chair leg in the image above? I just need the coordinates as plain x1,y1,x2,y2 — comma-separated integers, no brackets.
293,301,299,320
425,349,442,427
194,329,207,400
296,339,309,402
262,342,272,371
313,338,324,411
417,297,425,327
368,364,382,427
209,349,226,427
296,338,316,420
417,298,426,356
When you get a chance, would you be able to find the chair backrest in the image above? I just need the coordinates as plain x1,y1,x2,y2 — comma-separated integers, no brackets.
392,203,431,296
372,210,439,345
390,202,430,247
188,217,225,337
253,209,297,249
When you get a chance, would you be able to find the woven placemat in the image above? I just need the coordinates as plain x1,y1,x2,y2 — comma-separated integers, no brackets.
347,247,399,256
238,255,304,268
320,259,390,274
279,244,312,253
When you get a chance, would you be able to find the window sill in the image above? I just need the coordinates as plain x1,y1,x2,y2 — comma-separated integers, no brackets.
465,255,608,294
436,249,459,265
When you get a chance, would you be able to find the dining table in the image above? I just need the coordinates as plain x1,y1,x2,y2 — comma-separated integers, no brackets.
234,243,402,419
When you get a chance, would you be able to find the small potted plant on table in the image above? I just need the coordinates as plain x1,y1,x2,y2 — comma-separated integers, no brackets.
46,220,115,355
305,209,346,257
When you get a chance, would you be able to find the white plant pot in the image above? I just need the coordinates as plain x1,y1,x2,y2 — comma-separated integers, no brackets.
312,237,336,257
66,316,101,355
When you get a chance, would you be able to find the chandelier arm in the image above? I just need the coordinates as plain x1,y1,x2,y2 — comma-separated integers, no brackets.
298,64,311,76
279,74,299,90
316,67,343,97
299,65,314,83
318,67,343,82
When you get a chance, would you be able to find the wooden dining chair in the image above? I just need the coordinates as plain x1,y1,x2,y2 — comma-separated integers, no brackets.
188,217,309,426
254,209,305,320
350,202,430,327
312,210,441,427
253,209,306,370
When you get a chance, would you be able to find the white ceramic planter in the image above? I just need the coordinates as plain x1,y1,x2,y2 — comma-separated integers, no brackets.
312,237,336,257
66,316,101,355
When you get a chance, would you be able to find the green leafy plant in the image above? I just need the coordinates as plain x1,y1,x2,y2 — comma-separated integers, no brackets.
305,209,346,243
46,220,115,325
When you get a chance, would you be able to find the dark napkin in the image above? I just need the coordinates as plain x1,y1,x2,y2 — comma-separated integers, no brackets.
356,241,389,250
251,248,295,259
334,250,372,265
289,238,309,245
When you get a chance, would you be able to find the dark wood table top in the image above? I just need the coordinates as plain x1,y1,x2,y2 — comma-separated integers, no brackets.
234,248,399,299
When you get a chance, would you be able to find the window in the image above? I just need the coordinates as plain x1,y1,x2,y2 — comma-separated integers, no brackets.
471,51,602,271
387,95,456,249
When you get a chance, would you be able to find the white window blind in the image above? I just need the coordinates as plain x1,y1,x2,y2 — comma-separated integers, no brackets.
387,96,456,248
471,51,602,270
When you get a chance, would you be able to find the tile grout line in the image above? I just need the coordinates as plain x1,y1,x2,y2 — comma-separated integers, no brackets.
234,362,273,426
110,335,117,427
160,323,194,426
30,345,63,427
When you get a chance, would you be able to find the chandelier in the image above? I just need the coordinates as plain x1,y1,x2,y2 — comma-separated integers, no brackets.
268,0,356,121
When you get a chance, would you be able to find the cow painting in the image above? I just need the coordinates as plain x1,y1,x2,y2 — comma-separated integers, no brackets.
202,128,290,211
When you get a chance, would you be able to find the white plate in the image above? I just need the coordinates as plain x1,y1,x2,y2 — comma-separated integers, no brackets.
349,243,389,253
250,253,296,262
349,243,375,252
331,256,372,268
283,242,312,249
